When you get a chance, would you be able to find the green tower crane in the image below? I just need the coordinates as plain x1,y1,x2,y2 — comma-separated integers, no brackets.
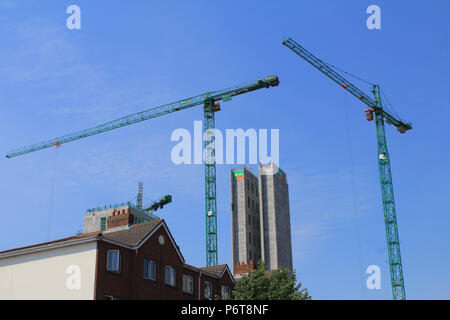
133,181,171,213
6,75,280,267
282,37,411,300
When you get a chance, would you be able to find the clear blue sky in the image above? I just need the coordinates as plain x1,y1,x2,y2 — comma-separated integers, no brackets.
1,0,449,299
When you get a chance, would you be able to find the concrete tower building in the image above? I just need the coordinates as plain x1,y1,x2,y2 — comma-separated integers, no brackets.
258,163,293,271
230,167,262,273
230,164,292,275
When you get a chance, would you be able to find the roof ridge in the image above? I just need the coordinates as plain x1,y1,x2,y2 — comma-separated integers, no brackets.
0,232,98,255
200,264,227,269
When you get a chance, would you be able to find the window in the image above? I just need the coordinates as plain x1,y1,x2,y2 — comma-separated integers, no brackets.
106,250,121,273
104,295,120,300
221,285,231,298
183,274,194,294
247,197,250,208
143,259,156,280
100,217,107,231
165,265,176,286
133,216,142,225
204,281,212,299
248,214,251,225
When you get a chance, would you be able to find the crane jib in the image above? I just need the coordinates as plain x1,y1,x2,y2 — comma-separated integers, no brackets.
5,75,279,158
282,37,411,133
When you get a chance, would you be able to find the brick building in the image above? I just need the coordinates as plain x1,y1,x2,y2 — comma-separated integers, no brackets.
0,219,234,300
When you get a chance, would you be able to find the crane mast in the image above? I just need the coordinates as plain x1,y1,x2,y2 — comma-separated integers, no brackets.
283,37,408,300
6,75,280,267
203,98,218,266
137,181,143,210
372,85,405,299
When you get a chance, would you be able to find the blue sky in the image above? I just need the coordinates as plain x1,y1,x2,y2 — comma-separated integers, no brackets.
0,1,449,299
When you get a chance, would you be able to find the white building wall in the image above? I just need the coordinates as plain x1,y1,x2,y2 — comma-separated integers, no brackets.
0,241,97,300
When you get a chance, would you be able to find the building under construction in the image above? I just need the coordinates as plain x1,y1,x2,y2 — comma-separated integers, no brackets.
231,163,293,275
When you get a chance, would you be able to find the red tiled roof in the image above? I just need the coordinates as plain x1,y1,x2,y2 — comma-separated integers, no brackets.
200,264,228,277
101,219,162,247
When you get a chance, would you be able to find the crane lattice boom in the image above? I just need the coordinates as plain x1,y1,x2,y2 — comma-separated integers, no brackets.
6,76,279,159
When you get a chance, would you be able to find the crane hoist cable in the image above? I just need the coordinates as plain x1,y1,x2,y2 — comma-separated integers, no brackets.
46,147,59,241
322,60,375,86
342,90,365,299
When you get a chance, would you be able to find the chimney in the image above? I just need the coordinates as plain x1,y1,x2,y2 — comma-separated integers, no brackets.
107,210,132,229
234,260,254,276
